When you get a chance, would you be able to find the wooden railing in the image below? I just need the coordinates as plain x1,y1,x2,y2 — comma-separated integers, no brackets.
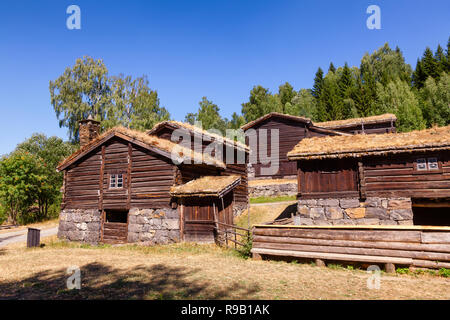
215,221,250,249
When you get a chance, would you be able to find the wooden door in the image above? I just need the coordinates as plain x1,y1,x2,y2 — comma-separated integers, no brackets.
102,210,128,244
183,197,216,242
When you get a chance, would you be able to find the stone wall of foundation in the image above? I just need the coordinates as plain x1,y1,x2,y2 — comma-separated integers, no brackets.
249,183,297,198
58,209,102,244
127,208,180,244
295,197,413,226
58,207,180,245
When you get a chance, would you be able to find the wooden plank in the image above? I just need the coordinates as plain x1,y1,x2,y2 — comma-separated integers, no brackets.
252,241,450,261
253,227,422,243
421,232,450,244
412,259,450,269
253,235,450,253
251,248,412,265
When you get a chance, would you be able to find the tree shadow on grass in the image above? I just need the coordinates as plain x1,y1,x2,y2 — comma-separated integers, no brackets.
0,262,260,300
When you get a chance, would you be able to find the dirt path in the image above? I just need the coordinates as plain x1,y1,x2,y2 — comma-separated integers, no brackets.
0,227,58,247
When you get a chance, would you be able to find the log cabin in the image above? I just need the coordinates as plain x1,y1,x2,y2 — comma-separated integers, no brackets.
147,120,249,213
287,125,450,226
241,113,397,179
56,117,248,244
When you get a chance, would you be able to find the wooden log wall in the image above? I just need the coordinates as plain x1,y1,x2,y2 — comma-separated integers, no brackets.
296,151,450,200
252,225,450,269
63,148,102,209
245,117,308,177
297,159,359,198
129,145,175,209
63,137,176,210
363,151,450,199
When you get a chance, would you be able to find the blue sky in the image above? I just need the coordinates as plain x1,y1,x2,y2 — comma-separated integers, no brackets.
0,0,449,155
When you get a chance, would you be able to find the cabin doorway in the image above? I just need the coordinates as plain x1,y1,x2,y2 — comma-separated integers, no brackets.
102,209,128,243
412,199,450,226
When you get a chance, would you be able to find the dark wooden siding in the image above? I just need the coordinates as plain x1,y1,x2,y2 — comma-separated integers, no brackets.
363,152,450,199
296,151,450,200
63,137,176,210
182,193,233,242
130,146,175,209
102,140,129,209
245,117,309,178
64,148,102,209
298,159,359,199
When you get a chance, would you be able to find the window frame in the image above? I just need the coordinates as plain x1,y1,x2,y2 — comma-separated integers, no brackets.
109,172,125,189
414,157,442,174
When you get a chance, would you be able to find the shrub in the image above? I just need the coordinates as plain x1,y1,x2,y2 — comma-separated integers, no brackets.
236,233,253,259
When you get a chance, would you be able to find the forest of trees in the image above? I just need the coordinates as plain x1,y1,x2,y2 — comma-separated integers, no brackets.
188,38,449,133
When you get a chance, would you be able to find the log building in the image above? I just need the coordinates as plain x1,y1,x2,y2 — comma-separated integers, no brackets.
57,118,248,244
242,113,396,179
287,125,450,226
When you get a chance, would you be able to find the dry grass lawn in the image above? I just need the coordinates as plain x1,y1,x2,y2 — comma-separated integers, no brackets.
249,179,297,187
0,236,449,300
0,219,59,235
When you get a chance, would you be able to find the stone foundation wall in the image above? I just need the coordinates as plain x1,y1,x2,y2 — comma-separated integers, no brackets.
58,209,102,244
249,183,297,198
58,207,180,245
127,208,180,244
295,197,413,226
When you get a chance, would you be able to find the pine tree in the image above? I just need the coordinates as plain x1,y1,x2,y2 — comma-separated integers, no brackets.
421,47,439,81
312,67,324,100
320,72,342,121
413,59,426,89
339,63,353,97
328,62,336,73
435,44,447,76
338,63,357,119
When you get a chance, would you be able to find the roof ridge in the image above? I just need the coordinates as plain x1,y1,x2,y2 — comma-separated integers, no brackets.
148,120,249,151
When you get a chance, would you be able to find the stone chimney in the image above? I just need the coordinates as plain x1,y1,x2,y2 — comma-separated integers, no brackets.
79,115,100,148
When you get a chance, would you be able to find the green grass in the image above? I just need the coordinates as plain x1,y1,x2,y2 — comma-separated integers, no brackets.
438,268,450,278
249,195,296,204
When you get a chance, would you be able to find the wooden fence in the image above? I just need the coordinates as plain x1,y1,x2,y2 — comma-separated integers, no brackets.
215,222,250,249
251,225,450,270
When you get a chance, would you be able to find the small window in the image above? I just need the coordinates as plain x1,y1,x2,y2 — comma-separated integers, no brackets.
110,173,124,189
427,158,439,171
416,158,427,171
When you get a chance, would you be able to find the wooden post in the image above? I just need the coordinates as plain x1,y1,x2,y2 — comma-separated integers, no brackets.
385,263,396,274
315,259,326,267
357,161,366,200
179,200,185,241
213,201,219,244
221,196,228,247
100,210,105,242
99,145,105,211
127,143,132,210
252,252,262,260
